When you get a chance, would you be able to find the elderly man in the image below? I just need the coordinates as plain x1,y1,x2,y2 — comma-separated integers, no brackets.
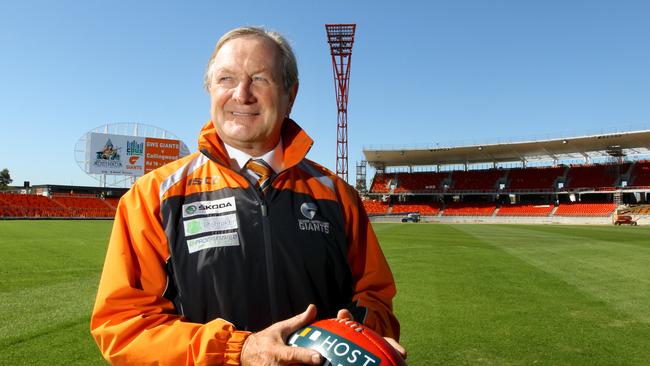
91,26,404,365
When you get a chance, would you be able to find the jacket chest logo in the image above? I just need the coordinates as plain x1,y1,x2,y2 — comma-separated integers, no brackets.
183,197,235,218
298,202,330,234
300,202,318,219
187,176,220,186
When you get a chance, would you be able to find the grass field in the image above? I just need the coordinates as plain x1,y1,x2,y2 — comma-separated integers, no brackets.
1,221,649,365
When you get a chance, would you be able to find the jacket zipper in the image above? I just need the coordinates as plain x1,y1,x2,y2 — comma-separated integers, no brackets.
245,176,279,323
200,148,281,322
256,169,286,323
259,200,279,322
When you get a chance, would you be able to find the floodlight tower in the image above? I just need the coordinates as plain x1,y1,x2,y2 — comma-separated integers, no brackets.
326,24,356,182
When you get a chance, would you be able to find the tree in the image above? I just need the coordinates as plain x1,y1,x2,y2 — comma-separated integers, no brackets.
0,168,12,190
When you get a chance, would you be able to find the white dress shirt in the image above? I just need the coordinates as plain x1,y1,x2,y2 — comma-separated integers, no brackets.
223,140,284,181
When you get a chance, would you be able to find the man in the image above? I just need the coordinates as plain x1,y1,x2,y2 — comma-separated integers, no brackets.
91,26,404,365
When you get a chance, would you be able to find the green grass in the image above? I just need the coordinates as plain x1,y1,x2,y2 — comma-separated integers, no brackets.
1,221,649,365
380,223,650,366
0,220,111,365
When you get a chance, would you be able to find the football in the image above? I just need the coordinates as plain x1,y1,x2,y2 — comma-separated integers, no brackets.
287,318,406,366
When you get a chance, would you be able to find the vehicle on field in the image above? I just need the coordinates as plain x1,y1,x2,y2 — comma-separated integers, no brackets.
612,211,638,226
401,212,420,223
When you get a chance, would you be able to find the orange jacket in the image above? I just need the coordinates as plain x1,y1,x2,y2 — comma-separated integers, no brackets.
91,119,399,365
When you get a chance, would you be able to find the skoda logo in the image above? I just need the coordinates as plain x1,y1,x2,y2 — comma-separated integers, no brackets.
185,205,197,215
300,202,318,220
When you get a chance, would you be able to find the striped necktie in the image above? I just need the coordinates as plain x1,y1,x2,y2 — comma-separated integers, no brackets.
245,159,274,195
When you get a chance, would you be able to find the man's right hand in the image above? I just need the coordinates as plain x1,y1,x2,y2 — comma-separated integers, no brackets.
336,309,407,359
240,304,323,366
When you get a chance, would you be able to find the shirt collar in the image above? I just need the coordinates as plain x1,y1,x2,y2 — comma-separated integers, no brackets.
223,139,284,174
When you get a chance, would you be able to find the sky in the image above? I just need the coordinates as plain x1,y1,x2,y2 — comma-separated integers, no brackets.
1,0,649,187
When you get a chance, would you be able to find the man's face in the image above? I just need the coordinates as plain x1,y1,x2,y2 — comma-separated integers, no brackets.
209,36,297,154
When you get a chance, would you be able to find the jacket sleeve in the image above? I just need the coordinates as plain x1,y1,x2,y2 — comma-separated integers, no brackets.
90,183,250,365
339,184,401,340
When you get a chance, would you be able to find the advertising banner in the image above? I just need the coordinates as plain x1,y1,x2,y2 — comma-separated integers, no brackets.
88,133,182,176
144,137,182,174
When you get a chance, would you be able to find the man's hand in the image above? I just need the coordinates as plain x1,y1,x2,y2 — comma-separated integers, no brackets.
240,304,322,366
336,309,407,359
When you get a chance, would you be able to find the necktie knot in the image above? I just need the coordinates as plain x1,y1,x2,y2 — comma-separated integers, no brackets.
245,159,274,195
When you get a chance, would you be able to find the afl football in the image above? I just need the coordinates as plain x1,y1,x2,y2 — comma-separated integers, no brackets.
287,318,406,366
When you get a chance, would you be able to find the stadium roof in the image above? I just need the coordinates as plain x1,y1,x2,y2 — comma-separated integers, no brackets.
363,130,650,168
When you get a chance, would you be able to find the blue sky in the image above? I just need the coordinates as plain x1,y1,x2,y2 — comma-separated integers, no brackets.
1,0,649,187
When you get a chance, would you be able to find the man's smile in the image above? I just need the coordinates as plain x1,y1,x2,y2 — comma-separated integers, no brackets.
230,111,260,117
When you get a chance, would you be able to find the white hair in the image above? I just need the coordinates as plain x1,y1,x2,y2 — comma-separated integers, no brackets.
204,26,298,92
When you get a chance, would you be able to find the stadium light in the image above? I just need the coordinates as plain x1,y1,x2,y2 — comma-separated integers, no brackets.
326,23,356,182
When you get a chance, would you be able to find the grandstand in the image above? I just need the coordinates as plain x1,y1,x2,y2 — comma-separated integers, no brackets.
0,185,127,219
361,130,650,222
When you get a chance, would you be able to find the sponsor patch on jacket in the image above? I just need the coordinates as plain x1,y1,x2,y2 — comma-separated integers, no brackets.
184,214,238,236
182,197,236,218
186,232,240,253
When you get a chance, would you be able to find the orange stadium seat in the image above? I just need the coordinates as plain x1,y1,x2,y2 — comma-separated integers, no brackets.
52,196,116,218
391,202,440,215
369,173,392,193
565,163,629,189
393,172,449,193
0,192,117,218
443,202,496,216
362,199,390,215
103,198,121,209
0,192,70,218
497,204,554,216
554,202,616,216
450,169,504,191
506,166,565,191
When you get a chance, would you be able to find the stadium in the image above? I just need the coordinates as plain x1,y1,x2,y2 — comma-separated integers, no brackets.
2,12,650,366
360,129,650,225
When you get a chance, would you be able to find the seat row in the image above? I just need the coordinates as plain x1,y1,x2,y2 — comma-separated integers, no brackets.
362,200,617,217
0,193,118,218
370,161,650,193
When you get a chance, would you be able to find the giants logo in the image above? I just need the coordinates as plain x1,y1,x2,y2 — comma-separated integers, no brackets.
298,202,330,234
